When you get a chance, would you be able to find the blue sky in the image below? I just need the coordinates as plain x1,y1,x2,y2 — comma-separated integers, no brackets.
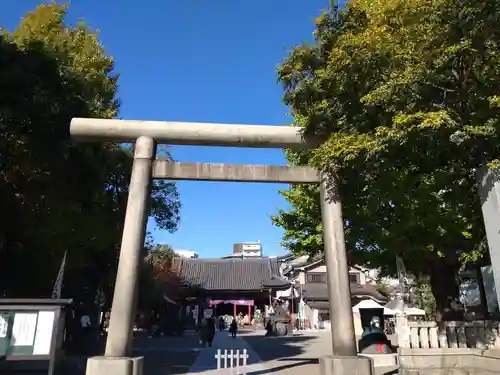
2,0,332,258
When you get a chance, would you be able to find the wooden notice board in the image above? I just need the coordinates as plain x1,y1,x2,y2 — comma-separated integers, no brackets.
0,299,72,375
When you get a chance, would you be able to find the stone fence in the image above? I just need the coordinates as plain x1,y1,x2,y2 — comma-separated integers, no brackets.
397,318,500,349
396,315,500,374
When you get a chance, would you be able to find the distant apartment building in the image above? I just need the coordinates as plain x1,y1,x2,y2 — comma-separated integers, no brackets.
233,241,262,257
221,241,263,259
173,249,199,258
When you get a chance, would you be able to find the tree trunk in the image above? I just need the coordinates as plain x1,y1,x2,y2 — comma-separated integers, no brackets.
429,262,461,322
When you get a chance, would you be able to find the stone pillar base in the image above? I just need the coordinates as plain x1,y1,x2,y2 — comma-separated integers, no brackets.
319,355,374,375
86,356,143,375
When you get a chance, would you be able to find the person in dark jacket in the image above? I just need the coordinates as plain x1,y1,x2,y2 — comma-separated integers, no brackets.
198,318,207,346
205,316,216,346
229,318,238,338
218,316,226,331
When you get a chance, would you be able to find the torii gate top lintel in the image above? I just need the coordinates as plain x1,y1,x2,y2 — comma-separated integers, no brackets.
70,117,311,149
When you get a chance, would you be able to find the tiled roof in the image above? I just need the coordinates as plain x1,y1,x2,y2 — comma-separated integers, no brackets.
276,253,295,261
262,277,290,289
172,257,290,291
300,283,388,303
306,301,330,311
279,255,376,274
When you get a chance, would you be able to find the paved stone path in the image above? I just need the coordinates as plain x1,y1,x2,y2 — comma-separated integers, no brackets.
187,330,268,375
133,332,201,375
238,330,399,375
66,330,399,375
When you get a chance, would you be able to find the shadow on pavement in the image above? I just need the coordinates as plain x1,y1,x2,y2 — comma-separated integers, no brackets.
247,358,317,375
241,333,399,375
240,333,314,361
62,332,201,375
133,334,201,375
380,369,398,375
138,350,199,375
247,357,398,375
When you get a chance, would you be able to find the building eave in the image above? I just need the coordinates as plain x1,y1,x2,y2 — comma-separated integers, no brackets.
172,257,286,292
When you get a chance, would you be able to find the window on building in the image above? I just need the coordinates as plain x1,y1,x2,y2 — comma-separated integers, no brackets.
307,273,325,283
349,273,359,284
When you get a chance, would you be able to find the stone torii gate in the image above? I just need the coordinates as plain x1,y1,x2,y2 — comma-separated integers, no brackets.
71,118,374,375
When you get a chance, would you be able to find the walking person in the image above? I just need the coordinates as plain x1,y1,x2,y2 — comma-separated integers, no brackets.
229,318,238,338
206,316,216,347
218,316,226,331
148,310,160,338
198,317,207,346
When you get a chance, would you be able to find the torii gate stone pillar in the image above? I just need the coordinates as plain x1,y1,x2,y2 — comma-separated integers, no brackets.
71,118,374,375
477,167,500,311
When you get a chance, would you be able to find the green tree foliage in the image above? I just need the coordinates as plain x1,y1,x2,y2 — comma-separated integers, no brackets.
411,278,437,316
0,3,180,304
273,0,500,317
375,281,391,298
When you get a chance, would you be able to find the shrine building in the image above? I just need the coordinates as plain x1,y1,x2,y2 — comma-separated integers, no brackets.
172,257,290,319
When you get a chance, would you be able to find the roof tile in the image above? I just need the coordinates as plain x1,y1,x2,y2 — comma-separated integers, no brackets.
172,257,288,291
